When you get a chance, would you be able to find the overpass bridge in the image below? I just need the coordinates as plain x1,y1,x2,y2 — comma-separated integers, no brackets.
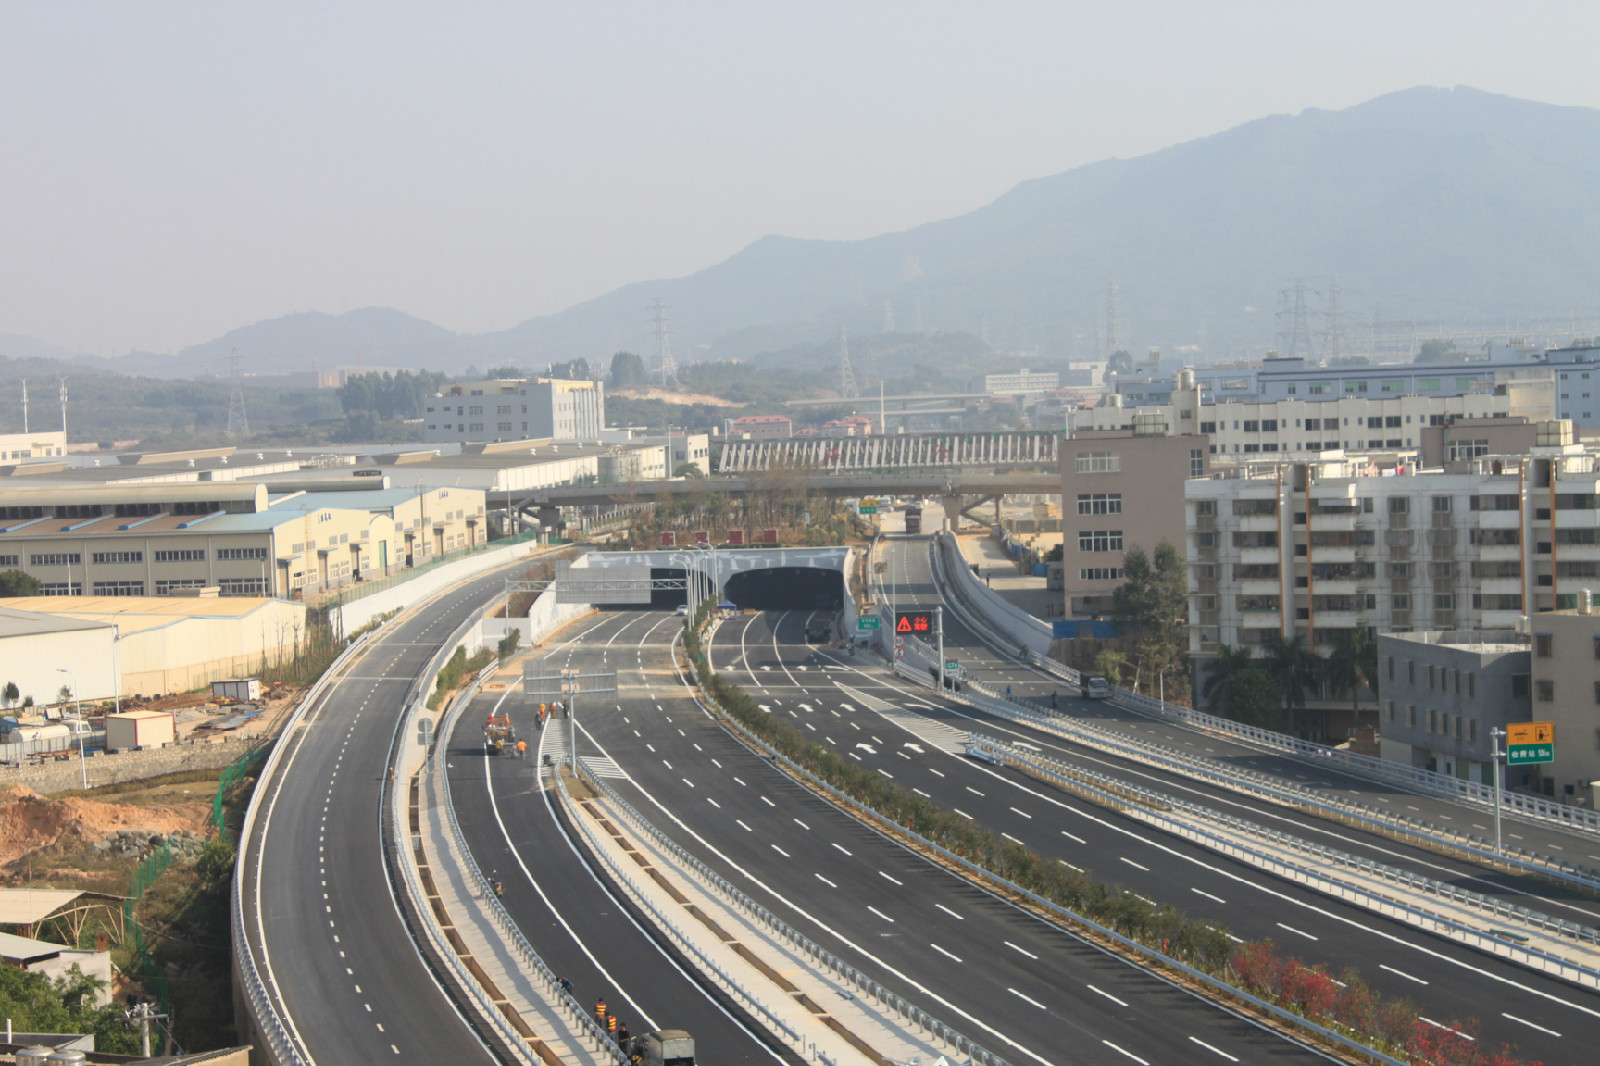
716,429,1059,474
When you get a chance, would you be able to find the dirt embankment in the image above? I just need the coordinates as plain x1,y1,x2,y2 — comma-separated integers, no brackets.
0,784,212,875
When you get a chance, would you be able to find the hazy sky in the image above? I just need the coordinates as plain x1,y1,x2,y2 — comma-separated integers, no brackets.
4,2,1600,356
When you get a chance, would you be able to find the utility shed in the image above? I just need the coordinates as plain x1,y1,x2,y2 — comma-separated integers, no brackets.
211,678,261,701
104,710,177,752
0,930,113,1003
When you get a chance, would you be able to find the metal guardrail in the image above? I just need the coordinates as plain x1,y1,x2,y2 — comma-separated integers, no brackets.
574,760,1006,1066
386,616,557,1066
924,529,1600,837
552,766,829,1064
692,680,1408,1066
234,629,377,1066
433,674,629,1064
967,734,1600,961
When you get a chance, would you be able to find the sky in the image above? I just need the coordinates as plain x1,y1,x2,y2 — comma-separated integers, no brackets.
4,2,1600,357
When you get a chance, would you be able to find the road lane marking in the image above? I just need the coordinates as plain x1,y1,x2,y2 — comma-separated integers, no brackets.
736,819,752,832
1120,857,1149,871
771,844,790,858
1008,988,1046,1009
1276,922,1319,941
1380,964,1427,985
868,906,895,923
1191,888,1226,904
1501,1013,1560,1037
1005,941,1037,959
1101,1042,1148,1064
936,904,963,920
1188,1037,1239,1062
879,871,903,885
1087,985,1128,1007
930,943,963,962
816,874,838,888
831,843,852,856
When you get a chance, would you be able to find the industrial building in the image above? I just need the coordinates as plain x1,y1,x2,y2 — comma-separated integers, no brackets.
0,430,68,463
0,595,307,700
0,478,485,599
727,414,793,441
984,369,1059,395
422,377,605,443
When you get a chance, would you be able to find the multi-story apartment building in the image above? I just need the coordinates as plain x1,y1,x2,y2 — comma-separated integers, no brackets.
727,415,793,441
1188,428,1600,674
1078,370,1551,462
0,481,484,599
423,377,605,443
1060,421,1208,616
1375,630,1530,785
1526,604,1600,807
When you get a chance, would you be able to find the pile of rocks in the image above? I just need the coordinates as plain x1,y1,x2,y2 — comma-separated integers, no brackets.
91,827,212,863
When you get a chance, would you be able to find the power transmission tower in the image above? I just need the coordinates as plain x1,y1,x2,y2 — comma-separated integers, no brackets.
19,379,27,433
1276,279,1314,359
838,326,859,399
1105,280,1122,358
58,378,68,438
226,348,250,438
651,299,678,388
1316,276,1349,360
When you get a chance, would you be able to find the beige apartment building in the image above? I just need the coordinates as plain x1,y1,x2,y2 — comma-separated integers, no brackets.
1527,606,1600,806
0,481,484,599
1059,421,1209,615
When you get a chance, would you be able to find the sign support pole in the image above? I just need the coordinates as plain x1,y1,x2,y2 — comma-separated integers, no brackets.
936,607,945,691
1491,726,1505,857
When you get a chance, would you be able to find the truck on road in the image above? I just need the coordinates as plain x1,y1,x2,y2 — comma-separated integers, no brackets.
625,1030,694,1066
1084,675,1110,699
903,505,923,535
483,712,515,755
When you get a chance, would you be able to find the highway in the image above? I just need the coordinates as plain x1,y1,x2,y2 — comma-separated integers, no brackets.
476,608,1353,1066
705,605,1600,1064
241,565,540,1065
445,611,792,1065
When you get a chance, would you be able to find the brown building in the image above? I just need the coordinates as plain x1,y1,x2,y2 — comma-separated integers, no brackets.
1060,424,1209,616
728,415,793,441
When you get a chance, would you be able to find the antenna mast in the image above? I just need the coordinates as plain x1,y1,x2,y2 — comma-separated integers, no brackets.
20,379,27,433
58,378,68,439
652,298,678,388
227,348,250,438
838,326,859,399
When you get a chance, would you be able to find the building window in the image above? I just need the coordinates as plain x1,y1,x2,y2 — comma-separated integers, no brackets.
29,553,82,566
1078,567,1124,581
154,549,206,562
91,551,144,564
1385,701,1395,721
1468,720,1477,743
1190,449,1205,476
1407,660,1415,683
1511,674,1530,697
1466,673,1474,697
40,582,83,595
218,578,268,596
92,580,145,596
1386,656,1394,680
1077,494,1122,516
155,579,207,594
1535,633,1553,657
218,547,269,561
0,554,15,567
1406,704,1416,728
1075,451,1120,474
1537,680,1555,702
1078,530,1124,553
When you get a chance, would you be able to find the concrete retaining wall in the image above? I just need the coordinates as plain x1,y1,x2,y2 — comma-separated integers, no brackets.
0,734,260,795
333,540,547,636
933,532,1052,656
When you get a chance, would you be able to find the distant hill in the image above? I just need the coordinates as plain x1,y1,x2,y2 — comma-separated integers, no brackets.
47,85,1600,379
495,85,1600,364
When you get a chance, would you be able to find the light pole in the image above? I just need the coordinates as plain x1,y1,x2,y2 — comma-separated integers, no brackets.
1158,664,1171,707
56,667,86,789
1491,726,1506,856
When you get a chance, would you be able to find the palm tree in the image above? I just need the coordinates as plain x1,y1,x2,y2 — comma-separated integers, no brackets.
1326,628,1379,721
1200,644,1253,715
1262,632,1317,735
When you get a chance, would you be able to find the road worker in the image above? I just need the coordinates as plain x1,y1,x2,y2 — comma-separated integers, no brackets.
516,739,527,759
607,1014,618,1038
594,997,607,1023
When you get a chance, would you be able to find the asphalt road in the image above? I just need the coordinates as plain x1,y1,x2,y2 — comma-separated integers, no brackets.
706,605,1600,1064
241,566,534,1065
513,607,1346,1066
444,609,792,1065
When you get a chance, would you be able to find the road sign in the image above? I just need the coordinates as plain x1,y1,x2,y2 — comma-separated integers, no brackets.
859,497,879,515
945,660,960,671
893,647,905,659
895,610,936,636
893,634,904,647
1507,721,1555,766
857,616,881,632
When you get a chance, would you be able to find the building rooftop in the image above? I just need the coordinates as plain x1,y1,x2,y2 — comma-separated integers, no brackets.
1382,629,1528,654
0,596,289,638
0,606,116,640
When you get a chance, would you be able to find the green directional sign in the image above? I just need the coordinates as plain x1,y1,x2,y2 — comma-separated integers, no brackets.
858,497,879,515
945,660,960,671
857,616,881,632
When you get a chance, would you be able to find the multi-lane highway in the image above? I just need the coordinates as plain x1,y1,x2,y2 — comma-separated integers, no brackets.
241,565,540,1064
466,608,1377,1066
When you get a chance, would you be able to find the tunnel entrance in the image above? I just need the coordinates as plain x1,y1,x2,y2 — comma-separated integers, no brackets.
646,567,718,609
723,567,844,611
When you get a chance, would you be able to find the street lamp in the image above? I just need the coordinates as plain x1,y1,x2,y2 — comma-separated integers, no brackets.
56,667,86,789
1158,664,1171,707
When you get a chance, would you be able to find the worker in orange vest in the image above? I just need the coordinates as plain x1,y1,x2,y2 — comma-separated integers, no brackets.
516,739,527,760
594,997,606,1023
607,1015,618,1038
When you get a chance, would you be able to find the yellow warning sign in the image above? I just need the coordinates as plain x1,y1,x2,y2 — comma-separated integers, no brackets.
1507,721,1554,746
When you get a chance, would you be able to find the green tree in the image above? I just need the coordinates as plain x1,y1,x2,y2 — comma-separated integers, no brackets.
1263,632,1318,733
1201,643,1254,714
2,681,18,707
1325,628,1378,720
673,461,705,478
496,629,522,661
0,964,139,1053
1414,338,1458,364
0,569,42,596
1092,649,1127,686
608,351,648,389
547,357,594,381
485,365,523,378
1107,349,1134,375
1219,668,1282,728
1111,541,1187,651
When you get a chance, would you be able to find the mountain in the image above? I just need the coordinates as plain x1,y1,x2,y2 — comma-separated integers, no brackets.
167,307,467,378
496,85,1600,364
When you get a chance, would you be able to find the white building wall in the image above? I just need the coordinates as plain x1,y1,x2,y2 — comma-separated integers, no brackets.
0,625,118,705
